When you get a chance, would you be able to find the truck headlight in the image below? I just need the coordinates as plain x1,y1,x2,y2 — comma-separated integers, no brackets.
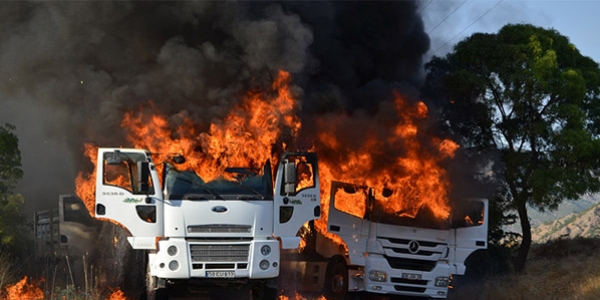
259,260,270,270
369,270,387,282
435,276,449,287
169,260,179,271
167,245,178,256
261,245,271,256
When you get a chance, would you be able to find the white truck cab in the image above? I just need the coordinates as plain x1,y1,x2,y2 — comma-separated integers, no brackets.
283,181,488,299
93,148,320,299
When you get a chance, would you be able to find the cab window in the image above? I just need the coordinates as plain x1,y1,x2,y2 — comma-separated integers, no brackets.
452,201,485,228
333,185,367,219
103,152,154,194
280,155,317,196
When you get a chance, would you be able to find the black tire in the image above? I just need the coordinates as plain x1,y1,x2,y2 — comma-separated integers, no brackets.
251,282,278,300
324,259,348,300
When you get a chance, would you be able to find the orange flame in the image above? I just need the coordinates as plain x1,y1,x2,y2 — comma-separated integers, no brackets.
75,70,458,254
122,70,299,181
107,287,128,300
76,70,300,215
75,144,98,215
278,292,326,300
315,91,457,242
3,276,44,300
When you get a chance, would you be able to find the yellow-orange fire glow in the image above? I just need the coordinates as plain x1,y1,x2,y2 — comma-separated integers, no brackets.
2,276,44,300
332,187,367,219
278,292,326,300
75,144,97,215
76,70,300,215
122,70,299,183
74,69,458,256
314,91,458,243
107,287,128,300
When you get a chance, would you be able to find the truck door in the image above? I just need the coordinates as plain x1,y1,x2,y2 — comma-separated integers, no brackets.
327,181,369,265
95,148,164,249
273,152,321,249
449,198,488,275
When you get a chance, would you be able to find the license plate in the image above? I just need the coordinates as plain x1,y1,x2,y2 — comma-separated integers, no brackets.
206,271,235,278
402,273,422,280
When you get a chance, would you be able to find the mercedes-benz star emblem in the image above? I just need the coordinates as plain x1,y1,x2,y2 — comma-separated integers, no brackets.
408,240,420,254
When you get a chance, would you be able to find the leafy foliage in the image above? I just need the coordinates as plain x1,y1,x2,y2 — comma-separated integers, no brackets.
423,24,600,271
0,123,27,257
0,123,22,196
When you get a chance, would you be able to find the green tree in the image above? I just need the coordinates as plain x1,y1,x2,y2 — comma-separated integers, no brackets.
423,24,600,271
0,123,26,255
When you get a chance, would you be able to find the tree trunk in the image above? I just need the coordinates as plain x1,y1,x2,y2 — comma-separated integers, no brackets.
515,198,531,272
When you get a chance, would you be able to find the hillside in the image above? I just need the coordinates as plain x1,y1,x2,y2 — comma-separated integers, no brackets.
532,194,600,243
504,193,600,240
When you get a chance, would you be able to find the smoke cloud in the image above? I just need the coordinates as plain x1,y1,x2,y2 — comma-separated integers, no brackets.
0,1,430,213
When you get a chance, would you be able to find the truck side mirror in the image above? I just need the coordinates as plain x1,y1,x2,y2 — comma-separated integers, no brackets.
137,161,150,194
283,160,297,194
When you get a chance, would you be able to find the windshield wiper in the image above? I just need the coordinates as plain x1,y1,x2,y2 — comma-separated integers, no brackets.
183,194,210,200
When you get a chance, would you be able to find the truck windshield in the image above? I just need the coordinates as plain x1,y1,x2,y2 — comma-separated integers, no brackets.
371,199,450,230
62,196,97,227
332,182,484,230
371,198,485,230
164,163,273,201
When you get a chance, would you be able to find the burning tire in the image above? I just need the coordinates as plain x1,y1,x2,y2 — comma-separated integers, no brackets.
324,257,348,300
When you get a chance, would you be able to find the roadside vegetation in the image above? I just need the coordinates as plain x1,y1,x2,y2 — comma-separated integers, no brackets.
451,238,600,300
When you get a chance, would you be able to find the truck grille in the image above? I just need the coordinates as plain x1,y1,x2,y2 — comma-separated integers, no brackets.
380,237,446,258
189,244,250,262
384,256,437,272
188,224,252,233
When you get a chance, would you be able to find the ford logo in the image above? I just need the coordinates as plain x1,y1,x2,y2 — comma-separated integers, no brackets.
211,206,228,213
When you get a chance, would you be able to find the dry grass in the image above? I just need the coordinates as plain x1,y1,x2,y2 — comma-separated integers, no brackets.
0,253,17,290
450,238,600,300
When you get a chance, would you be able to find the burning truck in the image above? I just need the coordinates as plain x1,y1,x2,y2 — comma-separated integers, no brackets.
69,70,487,299
89,146,487,300
33,195,145,298
92,147,321,299
33,195,102,291
34,195,100,261
281,181,488,299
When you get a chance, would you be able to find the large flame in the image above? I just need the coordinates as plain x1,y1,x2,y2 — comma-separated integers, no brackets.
75,70,300,214
75,70,457,252
122,71,299,181
314,91,458,242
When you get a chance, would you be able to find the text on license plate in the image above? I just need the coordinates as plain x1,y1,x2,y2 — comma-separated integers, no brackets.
402,273,422,280
206,271,235,278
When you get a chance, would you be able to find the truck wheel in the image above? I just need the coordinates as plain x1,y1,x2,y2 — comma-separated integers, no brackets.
325,259,348,300
251,282,278,300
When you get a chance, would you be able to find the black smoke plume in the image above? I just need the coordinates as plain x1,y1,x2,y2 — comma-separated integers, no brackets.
0,1,429,212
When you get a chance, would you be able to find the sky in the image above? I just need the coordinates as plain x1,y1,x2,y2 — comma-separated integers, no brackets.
422,0,600,63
